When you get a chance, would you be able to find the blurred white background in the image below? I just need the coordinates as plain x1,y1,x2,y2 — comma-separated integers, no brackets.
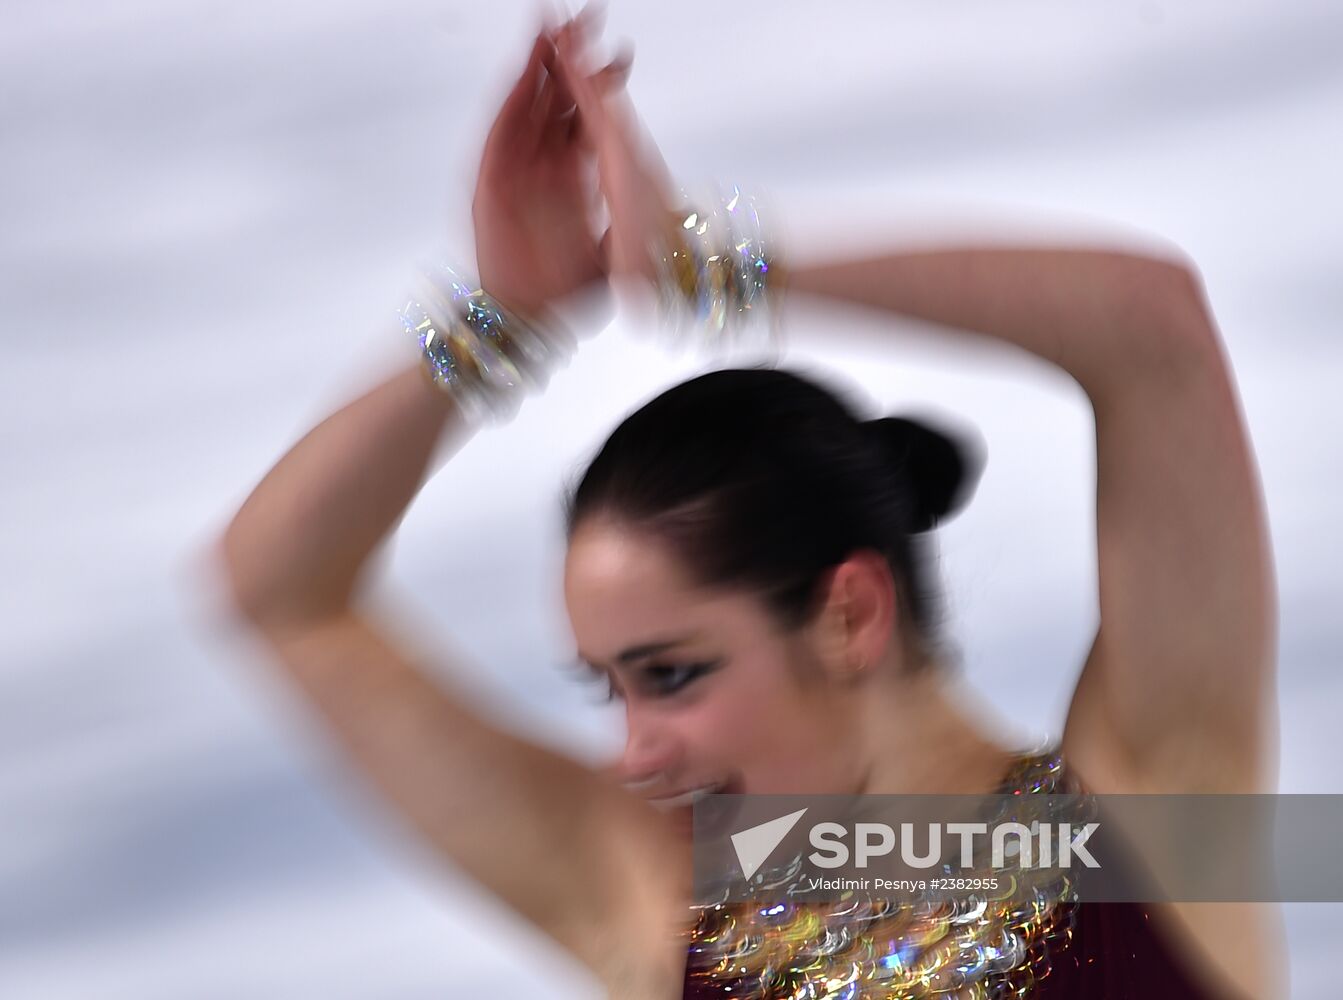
3,0,1340,996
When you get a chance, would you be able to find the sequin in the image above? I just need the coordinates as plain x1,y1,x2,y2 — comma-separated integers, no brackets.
682,748,1087,999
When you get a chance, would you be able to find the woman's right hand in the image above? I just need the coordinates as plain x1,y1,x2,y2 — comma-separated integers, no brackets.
472,15,631,319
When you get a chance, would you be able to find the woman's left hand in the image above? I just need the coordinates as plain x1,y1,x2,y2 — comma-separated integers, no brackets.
553,21,679,296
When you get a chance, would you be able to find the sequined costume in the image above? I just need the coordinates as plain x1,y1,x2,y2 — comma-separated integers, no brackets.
680,748,1223,999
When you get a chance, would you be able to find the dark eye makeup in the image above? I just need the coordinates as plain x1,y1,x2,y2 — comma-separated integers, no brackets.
633,660,720,698
567,656,721,703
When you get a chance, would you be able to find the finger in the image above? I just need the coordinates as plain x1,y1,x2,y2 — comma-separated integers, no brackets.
593,50,632,91
539,36,574,99
539,41,578,119
597,227,613,273
559,4,614,83
531,63,558,126
524,85,560,158
483,33,552,164
555,30,603,116
542,98,578,149
556,15,598,74
497,31,550,129
553,43,597,140
572,0,607,41
548,51,628,148
560,30,637,164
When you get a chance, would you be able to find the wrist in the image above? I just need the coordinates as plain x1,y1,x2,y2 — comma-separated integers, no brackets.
401,260,575,425
646,184,785,358
476,268,548,320
476,285,566,362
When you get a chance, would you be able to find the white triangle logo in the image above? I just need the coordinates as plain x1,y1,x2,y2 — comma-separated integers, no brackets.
731,808,808,880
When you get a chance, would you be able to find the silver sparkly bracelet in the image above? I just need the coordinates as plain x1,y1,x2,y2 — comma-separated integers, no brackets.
398,261,573,423
650,184,786,360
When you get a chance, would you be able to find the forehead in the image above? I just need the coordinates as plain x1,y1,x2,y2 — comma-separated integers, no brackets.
563,518,760,657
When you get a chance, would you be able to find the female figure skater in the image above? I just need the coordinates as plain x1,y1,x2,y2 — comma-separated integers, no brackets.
218,15,1281,999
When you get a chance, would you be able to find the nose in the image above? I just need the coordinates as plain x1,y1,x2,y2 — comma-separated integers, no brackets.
616,705,682,793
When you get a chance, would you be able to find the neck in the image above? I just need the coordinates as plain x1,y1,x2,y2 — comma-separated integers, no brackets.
850,661,1016,796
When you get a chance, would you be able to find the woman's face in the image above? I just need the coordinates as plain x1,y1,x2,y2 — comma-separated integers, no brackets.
563,516,870,826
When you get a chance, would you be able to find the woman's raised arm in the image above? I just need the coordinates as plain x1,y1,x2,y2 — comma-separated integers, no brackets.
784,250,1276,798
219,362,460,627
784,246,1282,1000
216,360,682,990
214,24,686,995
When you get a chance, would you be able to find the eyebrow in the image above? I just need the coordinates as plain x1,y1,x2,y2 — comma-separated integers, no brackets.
578,636,699,670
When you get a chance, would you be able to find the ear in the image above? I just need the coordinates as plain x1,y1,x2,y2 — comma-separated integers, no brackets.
810,551,900,681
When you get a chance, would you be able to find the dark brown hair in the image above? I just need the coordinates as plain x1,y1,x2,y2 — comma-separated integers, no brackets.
565,368,984,663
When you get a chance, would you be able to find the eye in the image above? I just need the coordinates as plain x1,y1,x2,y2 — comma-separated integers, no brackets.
637,661,719,697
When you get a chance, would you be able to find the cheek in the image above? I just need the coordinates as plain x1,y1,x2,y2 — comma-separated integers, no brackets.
689,650,828,790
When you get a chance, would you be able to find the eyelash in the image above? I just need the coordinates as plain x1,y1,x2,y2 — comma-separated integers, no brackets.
589,661,719,703
636,661,718,698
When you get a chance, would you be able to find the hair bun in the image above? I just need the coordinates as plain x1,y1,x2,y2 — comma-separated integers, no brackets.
863,413,986,532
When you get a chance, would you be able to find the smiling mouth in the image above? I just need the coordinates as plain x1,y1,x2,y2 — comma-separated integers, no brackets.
645,776,742,811
646,782,726,811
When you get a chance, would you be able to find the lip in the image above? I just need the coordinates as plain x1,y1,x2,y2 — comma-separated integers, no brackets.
657,778,745,841
646,781,727,811
644,774,744,812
